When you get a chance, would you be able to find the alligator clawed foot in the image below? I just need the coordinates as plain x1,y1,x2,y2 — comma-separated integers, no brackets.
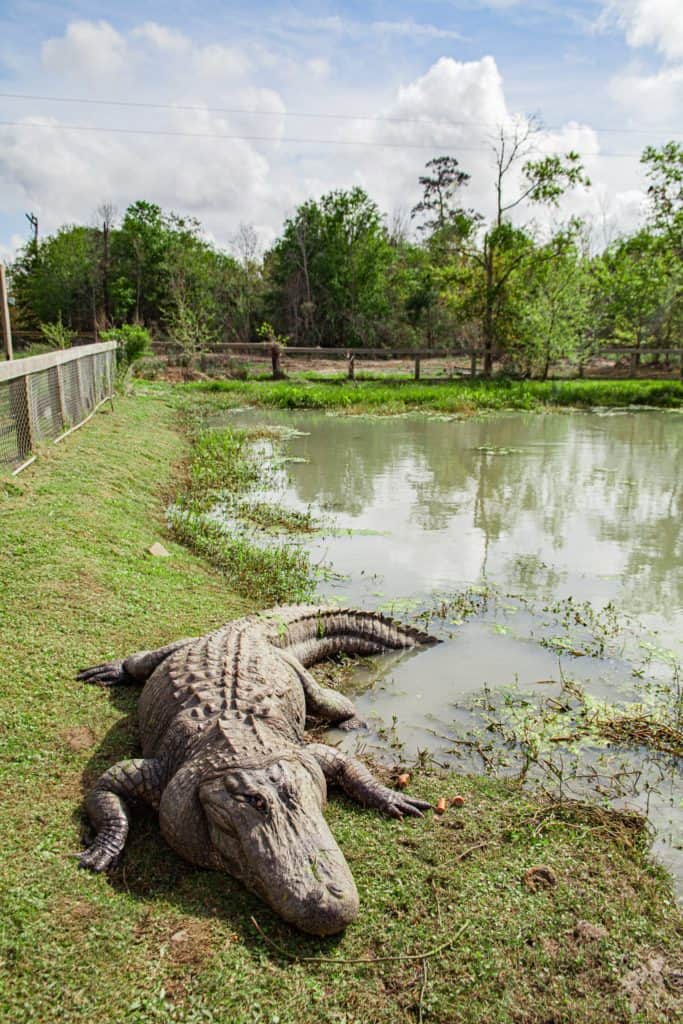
77,660,128,687
78,842,121,873
375,788,433,820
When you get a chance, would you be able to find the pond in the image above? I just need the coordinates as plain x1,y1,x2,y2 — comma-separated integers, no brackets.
226,407,683,890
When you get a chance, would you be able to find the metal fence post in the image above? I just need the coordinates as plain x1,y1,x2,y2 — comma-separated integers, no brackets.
56,364,68,429
23,374,36,451
75,356,85,416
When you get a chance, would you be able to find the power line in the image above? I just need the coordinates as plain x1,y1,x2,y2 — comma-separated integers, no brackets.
0,119,643,157
0,90,680,137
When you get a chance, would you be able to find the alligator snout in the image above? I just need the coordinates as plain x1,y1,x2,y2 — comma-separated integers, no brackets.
287,876,359,936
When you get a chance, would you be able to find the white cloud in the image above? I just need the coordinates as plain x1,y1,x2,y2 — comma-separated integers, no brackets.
42,20,128,78
605,0,683,61
608,62,683,121
0,112,286,244
322,57,641,245
287,15,463,42
132,21,191,55
0,233,24,262
306,58,331,79
371,21,463,41
195,43,252,80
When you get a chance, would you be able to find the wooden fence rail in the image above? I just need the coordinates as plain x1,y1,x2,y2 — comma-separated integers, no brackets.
151,339,683,381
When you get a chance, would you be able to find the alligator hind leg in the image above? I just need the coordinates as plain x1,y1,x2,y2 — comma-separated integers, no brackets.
80,758,166,872
78,638,194,687
307,744,432,819
280,651,364,728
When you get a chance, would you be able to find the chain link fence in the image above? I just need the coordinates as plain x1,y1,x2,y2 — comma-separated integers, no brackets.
0,342,116,472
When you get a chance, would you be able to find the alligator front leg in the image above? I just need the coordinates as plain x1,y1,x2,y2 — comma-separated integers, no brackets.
80,758,166,871
307,744,432,819
77,638,194,687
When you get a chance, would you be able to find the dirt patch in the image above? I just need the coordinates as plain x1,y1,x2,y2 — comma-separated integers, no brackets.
571,920,608,942
523,865,558,892
63,726,96,752
621,952,683,1014
134,913,217,971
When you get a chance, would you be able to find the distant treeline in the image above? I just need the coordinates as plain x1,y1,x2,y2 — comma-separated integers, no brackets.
8,134,682,378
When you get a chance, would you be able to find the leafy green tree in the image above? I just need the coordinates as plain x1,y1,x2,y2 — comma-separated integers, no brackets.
423,120,591,374
10,226,100,330
267,187,393,346
641,141,682,253
593,229,682,363
110,201,170,323
511,238,591,378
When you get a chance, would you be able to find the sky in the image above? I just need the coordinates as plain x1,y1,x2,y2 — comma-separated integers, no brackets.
0,0,681,259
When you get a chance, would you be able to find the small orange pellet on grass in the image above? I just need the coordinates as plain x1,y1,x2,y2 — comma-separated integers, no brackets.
397,773,410,789
435,797,447,815
451,795,466,807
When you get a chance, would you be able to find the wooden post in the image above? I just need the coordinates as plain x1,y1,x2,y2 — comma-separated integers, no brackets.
347,352,355,380
271,342,282,380
470,352,477,377
414,356,421,380
0,263,13,361
629,351,638,378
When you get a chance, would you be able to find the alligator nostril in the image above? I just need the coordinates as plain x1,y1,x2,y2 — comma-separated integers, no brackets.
327,883,344,899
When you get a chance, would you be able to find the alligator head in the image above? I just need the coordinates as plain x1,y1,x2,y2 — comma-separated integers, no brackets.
198,753,359,936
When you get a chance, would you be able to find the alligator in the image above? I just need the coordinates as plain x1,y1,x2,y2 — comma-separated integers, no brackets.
78,606,439,935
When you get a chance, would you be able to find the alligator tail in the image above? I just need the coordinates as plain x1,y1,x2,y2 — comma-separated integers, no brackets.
263,605,439,668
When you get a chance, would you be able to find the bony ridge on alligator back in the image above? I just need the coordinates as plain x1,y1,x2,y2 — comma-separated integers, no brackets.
77,605,439,936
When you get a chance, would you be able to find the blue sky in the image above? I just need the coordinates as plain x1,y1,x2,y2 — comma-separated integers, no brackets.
0,1,681,256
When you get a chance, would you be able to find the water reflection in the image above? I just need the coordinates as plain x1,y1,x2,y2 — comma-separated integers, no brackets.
232,409,683,633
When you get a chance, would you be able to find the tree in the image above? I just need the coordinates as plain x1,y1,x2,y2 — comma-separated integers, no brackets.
593,229,682,364
230,223,266,341
111,201,170,324
427,119,591,374
641,141,682,253
10,225,100,330
411,156,478,240
512,236,591,378
268,188,393,346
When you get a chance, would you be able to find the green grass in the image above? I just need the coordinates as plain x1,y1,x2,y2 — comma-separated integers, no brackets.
167,417,315,604
179,377,683,415
1,390,681,1024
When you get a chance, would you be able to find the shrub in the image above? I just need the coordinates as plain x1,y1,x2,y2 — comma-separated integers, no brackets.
40,315,75,349
101,324,152,366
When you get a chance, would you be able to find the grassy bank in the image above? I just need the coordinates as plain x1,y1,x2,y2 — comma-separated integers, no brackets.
181,376,683,414
1,391,682,1024
167,420,314,605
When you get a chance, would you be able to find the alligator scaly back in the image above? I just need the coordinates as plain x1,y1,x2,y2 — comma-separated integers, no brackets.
262,605,440,667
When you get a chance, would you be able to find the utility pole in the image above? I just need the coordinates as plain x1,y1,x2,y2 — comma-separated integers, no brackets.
25,212,38,246
0,263,13,360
